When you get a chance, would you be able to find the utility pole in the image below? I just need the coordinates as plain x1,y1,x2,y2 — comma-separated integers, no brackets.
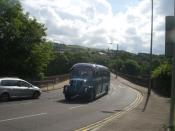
116,44,119,78
142,0,153,112
108,42,112,56
116,44,119,55
148,0,153,96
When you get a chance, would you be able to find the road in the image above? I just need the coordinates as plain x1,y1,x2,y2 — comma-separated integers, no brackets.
0,75,142,131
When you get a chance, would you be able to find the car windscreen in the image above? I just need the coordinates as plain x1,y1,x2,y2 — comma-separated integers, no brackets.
70,66,93,79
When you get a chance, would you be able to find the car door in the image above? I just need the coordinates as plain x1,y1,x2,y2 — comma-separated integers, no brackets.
1,80,20,98
19,81,34,97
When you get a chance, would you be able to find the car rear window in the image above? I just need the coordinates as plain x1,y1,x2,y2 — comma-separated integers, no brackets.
1,80,18,86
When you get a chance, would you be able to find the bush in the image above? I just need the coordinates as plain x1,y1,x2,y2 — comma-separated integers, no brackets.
152,63,171,79
152,63,171,97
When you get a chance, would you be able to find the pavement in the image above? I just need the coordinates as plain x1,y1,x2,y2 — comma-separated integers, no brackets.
98,76,170,131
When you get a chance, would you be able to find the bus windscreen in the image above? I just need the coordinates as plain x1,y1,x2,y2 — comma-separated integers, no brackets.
70,66,93,79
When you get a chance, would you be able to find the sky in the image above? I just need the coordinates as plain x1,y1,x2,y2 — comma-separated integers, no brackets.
21,0,174,54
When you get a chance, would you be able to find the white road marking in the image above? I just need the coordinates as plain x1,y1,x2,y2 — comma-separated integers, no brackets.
0,113,47,123
110,83,120,96
69,105,85,110
119,85,123,88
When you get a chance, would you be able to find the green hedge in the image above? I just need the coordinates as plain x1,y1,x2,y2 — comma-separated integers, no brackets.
152,63,171,97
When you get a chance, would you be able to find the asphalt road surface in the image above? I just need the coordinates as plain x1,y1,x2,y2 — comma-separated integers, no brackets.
0,75,140,131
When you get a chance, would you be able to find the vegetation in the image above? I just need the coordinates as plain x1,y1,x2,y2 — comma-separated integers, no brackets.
152,62,172,96
0,0,54,79
46,44,110,76
46,43,168,78
152,62,171,79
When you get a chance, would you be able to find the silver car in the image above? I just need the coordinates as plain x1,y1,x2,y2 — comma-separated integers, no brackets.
0,77,41,101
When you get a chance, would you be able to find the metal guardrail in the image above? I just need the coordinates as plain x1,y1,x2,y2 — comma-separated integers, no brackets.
31,74,69,90
46,74,69,83
32,80,54,87
32,72,149,88
117,72,149,87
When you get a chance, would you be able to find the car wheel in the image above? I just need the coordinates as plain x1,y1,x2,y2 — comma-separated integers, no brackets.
32,91,40,99
0,93,10,102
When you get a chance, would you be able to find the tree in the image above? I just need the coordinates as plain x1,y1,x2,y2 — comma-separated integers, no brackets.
46,53,69,76
0,0,54,79
120,59,141,75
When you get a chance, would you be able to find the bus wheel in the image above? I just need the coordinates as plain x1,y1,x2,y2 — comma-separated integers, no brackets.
105,86,109,94
65,95,70,101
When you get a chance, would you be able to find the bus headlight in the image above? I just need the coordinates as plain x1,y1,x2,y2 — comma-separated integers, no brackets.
84,87,88,92
88,86,93,89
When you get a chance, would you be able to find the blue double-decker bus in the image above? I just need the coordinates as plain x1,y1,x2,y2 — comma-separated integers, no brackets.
63,63,110,101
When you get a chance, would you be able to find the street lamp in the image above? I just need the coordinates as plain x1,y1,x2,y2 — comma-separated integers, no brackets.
148,0,153,96
143,0,153,112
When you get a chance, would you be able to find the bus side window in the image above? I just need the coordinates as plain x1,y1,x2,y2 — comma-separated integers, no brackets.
104,71,107,82
95,70,98,78
97,70,99,77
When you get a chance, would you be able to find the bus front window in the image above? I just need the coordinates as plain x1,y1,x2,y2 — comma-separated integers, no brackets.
70,67,93,79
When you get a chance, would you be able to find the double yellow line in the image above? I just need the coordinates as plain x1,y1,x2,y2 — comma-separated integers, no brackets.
75,88,143,131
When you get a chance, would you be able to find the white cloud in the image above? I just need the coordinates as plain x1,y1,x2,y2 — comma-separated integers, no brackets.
21,0,174,54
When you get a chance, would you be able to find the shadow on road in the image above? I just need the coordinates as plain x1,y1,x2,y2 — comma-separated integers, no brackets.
101,109,123,114
56,99,89,104
57,93,106,104
142,92,150,112
0,97,37,103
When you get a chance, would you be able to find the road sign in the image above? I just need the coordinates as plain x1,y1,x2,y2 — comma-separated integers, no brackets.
165,16,175,57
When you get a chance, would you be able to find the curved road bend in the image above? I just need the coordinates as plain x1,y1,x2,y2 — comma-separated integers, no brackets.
0,75,142,131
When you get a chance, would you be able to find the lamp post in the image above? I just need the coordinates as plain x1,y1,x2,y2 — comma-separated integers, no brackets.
143,0,153,112
148,0,153,96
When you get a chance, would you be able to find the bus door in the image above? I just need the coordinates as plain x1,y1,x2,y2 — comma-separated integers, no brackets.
96,70,102,95
99,70,104,93
102,71,106,93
